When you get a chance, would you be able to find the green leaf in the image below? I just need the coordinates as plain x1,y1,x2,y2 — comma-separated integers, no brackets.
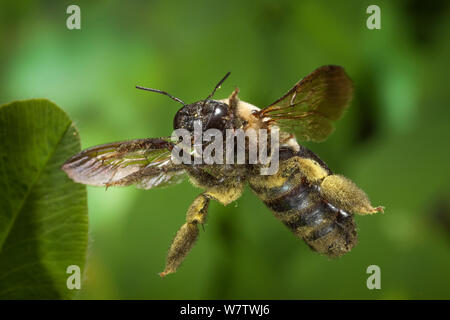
0,99,88,299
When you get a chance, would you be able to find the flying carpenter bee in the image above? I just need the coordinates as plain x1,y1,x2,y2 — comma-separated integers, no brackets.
62,65,384,277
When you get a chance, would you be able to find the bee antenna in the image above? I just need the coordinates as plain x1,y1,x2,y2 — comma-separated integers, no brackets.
199,72,231,114
136,86,186,106
205,72,231,100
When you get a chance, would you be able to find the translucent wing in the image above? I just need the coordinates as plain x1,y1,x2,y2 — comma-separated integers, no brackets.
61,137,185,189
261,65,353,142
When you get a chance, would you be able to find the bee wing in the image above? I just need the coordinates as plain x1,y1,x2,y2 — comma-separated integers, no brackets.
61,137,185,189
260,65,353,142
133,165,186,190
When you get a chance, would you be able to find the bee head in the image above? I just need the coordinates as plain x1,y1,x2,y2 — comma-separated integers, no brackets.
136,72,231,134
173,99,230,132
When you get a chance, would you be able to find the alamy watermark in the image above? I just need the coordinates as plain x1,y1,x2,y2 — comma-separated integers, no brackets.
366,265,381,290
66,265,81,290
66,5,81,30
171,120,280,175
366,5,381,30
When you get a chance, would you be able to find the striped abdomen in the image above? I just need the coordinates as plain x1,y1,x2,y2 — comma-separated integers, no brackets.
249,147,357,257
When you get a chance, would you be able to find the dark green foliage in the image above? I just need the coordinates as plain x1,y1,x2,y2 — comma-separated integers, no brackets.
0,99,88,299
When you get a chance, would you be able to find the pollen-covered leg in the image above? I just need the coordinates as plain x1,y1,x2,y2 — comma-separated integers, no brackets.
159,193,210,277
320,174,384,215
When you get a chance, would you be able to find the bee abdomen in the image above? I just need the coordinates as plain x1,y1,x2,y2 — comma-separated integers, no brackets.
264,181,358,258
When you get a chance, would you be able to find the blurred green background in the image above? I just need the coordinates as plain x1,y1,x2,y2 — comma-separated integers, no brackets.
1,0,449,299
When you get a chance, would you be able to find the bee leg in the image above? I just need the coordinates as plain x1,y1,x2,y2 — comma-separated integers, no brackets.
320,174,384,215
159,193,210,277
228,87,243,128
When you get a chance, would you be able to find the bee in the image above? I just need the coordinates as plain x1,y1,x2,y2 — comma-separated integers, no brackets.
62,65,383,277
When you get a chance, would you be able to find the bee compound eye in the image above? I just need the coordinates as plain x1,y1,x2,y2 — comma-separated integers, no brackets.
205,103,228,131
